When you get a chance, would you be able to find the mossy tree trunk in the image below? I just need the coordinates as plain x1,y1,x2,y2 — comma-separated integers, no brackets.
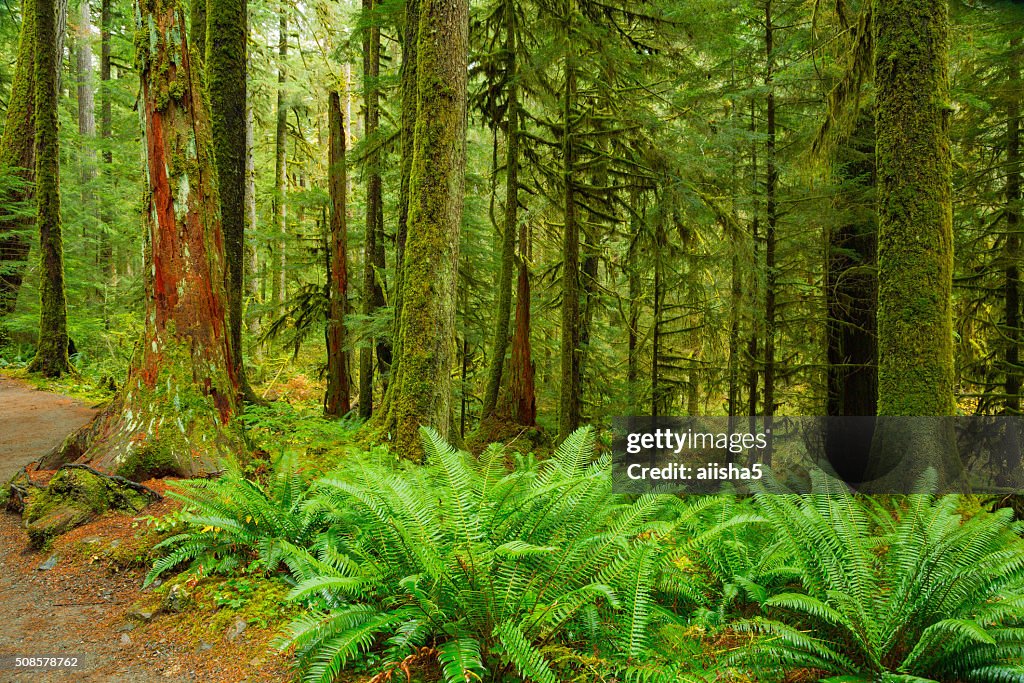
381,0,468,459
0,3,38,316
42,0,243,478
869,0,960,488
99,0,114,281
381,0,420,422
28,0,72,378
207,0,258,403
481,0,519,420
325,90,351,417
874,0,954,416
763,0,777,436
190,0,206,72
0,0,66,317
1003,36,1021,414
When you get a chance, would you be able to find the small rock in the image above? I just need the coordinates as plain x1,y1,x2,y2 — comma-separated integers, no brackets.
225,618,247,642
120,634,132,647
195,640,213,653
127,609,155,623
116,623,138,633
163,585,193,613
37,554,59,571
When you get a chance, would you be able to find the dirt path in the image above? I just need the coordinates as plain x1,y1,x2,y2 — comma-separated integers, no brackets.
0,376,98,484
0,378,292,683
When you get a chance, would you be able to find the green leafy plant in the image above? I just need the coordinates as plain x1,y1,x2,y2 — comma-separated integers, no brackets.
275,426,711,683
144,450,326,585
731,473,1024,683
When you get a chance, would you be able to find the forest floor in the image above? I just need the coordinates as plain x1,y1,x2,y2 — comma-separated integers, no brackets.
0,375,298,683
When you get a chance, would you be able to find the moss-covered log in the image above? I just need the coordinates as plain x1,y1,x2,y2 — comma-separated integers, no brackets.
40,0,243,478
27,0,72,378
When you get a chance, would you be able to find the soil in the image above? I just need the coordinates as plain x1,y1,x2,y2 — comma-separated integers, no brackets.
0,376,98,484
0,377,296,683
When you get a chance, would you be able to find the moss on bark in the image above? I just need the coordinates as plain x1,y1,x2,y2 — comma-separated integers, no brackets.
42,0,243,479
27,0,72,378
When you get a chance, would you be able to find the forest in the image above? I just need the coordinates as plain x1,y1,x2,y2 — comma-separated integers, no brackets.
0,0,1023,679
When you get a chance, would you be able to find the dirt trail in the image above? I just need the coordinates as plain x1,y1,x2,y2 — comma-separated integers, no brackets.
0,376,98,484
0,377,291,683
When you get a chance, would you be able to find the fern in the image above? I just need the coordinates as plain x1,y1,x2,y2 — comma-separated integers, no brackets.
276,426,693,683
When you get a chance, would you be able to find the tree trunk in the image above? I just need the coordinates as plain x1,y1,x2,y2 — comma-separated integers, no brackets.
98,0,114,279
870,0,959,488
386,0,419,408
627,193,641,413
1004,36,1022,414
43,0,243,477
384,0,468,459
558,14,581,440
208,0,257,403
825,111,878,483
245,85,261,347
325,91,351,417
272,5,288,310
358,0,388,418
0,0,67,316
0,4,38,316
763,0,777,434
481,0,519,419
507,211,536,426
76,0,97,208
28,0,72,377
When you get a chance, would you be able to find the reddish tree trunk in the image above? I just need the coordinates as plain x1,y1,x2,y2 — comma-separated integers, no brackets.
42,0,243,479
325,90,351,417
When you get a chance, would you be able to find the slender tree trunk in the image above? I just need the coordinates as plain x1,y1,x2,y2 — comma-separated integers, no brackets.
359,0,387,418
507,212,535,425
384,0,468,459
386,0,419,409
272,5,288,310
651,219,663,417
1004,36,1022,414
481,1,519,419
245,87,261,347
76,0,97,209
746,97,760,426
208,0,257,403
762,0,777,462
0,5,38,316
325,91,351,417
43,0,243,477
558,9,581,439
627,191,642,413
98,0,113,279
28,0,72,377
0,0,67,316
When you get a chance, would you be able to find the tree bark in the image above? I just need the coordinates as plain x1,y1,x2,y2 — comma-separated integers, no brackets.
190,0,206,70
325,91,351,417
98,0,114,278
869,0,959,489
76,0,97,208
207,0,257,403
763,0,777,435
42,0,243,477
384,0,468,459
481,0,519,419
358,0,387,418
1004,36,1021,414
272,5,288,310
558,9,581,440
28,0,72,377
